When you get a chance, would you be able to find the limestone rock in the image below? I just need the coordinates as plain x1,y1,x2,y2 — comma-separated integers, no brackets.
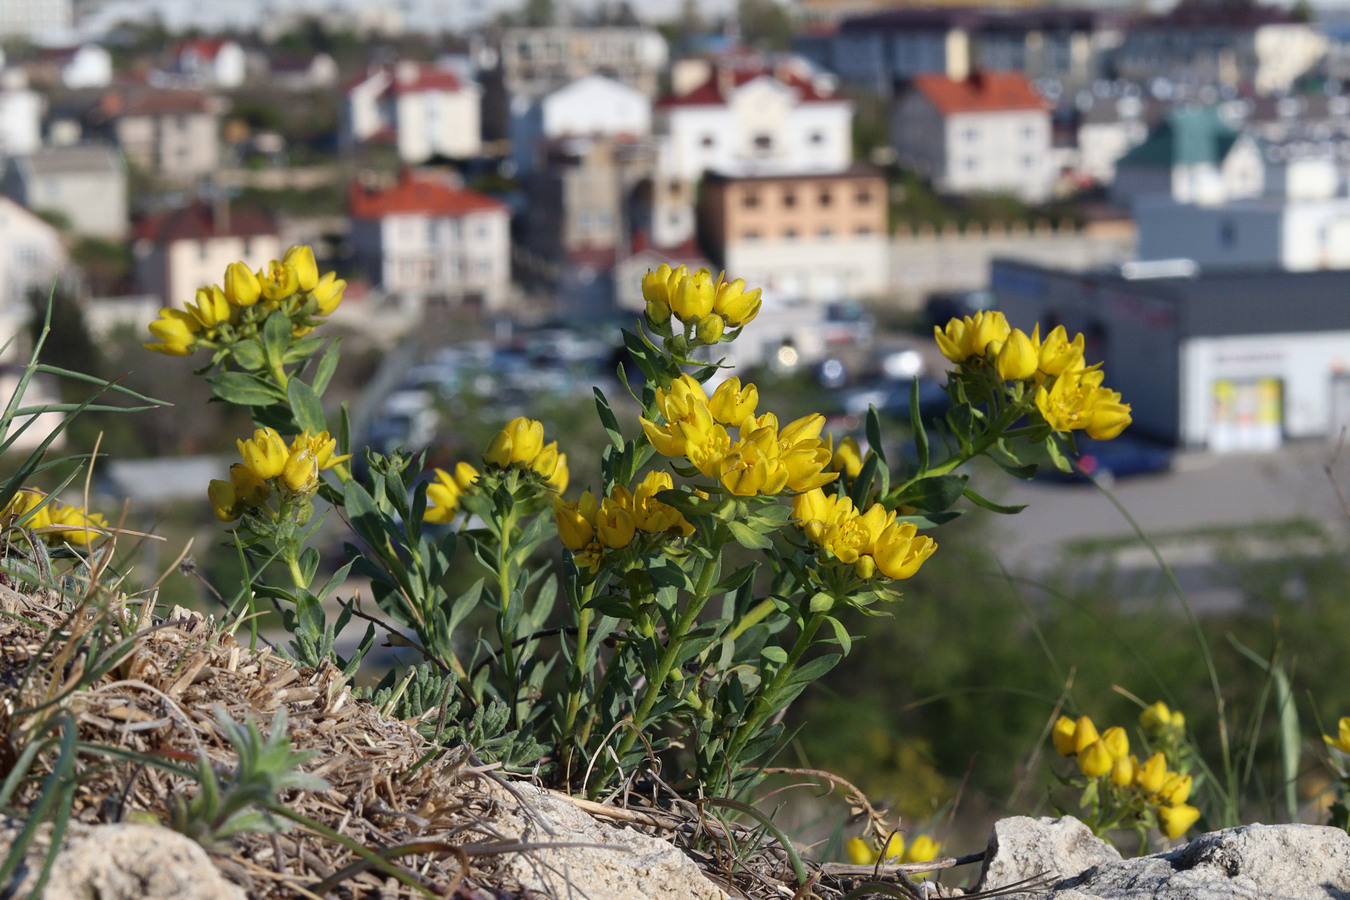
0,817,245,900
1051,823,1350,900
976,815,1122,897
485,783,730,900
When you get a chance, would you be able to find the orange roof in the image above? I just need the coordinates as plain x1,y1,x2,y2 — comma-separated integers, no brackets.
911,71,1048,117
349,175,506,219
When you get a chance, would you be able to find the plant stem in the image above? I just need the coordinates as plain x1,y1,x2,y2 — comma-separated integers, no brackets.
559,586,596,787
890,395,1033,496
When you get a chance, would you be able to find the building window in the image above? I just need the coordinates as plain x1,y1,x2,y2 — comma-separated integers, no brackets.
1022,124,1036,139
818,188,833,206
784,228,797,240
742,229,760,241
964,126,978,142
1022,154,1036,169
701,134,715,148
819,227,833,238
743,191,760,208
783,190,796,207
856,226,873,236
809,131,824,144
964,157,979,172
1219,220,1236,248
855,189,872,205
753,133,772,151
198,241,208,261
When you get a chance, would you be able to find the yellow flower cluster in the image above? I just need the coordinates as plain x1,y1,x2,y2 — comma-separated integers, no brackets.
1052,712,1200,840
482,417,569,493
642,265,762,346
145,245,347,356
846,832,941,876
425,462,481,524
1323,716,1350,755
640,375,835,497
935,311,1131,441
209,428,349,521
792,488,936,581
553,471,695,572
1,490,107,546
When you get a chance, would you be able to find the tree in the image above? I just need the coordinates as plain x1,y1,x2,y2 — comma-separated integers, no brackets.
738,0,794,52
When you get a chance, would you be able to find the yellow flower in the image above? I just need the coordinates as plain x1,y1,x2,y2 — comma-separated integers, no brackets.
708,378,758,426
1086,391,1132,441
831,435,863,479
870,521,936,580
1324,716,1350,754
1037,325,1085,377
934,317,971,363
311,271,346,316
712,276,762,327
642,263,684,325
1157,803,1201,840
1136,752,1167,794
632,471,693,536
259,260,299,302
531,440,562,479
1157,772,1193,806
144,308,200,356
846,836,875,866
596,496,636,549
1100,725,1129,761
426,468,466,524
969,310,1011,358
1052,715,1079,756
1111,754,1137,788
2,490,51,529
229,463,271,507
485,417,545,468
554,494,597,551
1077,740,1114,778
282,448,319,493
546,454,569,494
290,431,351,471
224,261,262,307
237,427,289,480
47,505,107,546
669,268,716,322
1071,716,1100,755
208,479,241,521
1140,701,1173,732
995,327,1038,381
904,834,940,877
283,245,319,292
695,315,724,345
1036,368,1130,437
186,285,231,330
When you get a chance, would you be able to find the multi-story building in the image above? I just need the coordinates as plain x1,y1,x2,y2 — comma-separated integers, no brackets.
0,0,71,40
1112,106,1264,209
92,89,222,182
342,61,481,163
131,201,280,307
170,38,248,89
891,71,1054,202
795,7,1111,98
1110,5,1325,96
510,74,652,176
698,167,888,302
0,195,66,315
3,145,128,239
349,174,511,311
499,27,669,98
651,56,853,247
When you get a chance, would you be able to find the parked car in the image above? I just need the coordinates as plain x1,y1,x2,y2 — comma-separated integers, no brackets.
1038,434,1172,485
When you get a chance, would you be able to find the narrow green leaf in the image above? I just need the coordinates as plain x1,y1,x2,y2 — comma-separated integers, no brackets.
287,380,327,435
824,616,853,654
890,473,968,513
312,338,342,397
962,486,1027,515
726,520,773,550
206,371,286,406
908,379,929,472
262,310,291,368
593,387,624,448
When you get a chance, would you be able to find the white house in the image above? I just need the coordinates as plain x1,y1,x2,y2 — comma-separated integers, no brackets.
651,56,853,247
171,38,247,89
511,75,651,175
132,201,281,308
349,174,511,311
60,44,112,89
0,195,67,314
343,62,481,163
890,70,1054,203
1112,107,1265,210
0,71,40,158
3,144,128,239
1072,94,1153,186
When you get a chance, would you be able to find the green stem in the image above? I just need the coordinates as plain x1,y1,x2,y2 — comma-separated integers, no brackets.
495,503,521,723
559,588,596,787
285,551,309,592
893,394,1033,492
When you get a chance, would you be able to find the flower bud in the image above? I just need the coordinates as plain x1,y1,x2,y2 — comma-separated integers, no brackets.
282,448,319,493
283,244,319,292
996,327,1038,381
237,427,289,480
1158,803,1200,840
695,314,725,345
1076,739,1113,778
310,271,346,316
224,262,262,307
208,479,240,521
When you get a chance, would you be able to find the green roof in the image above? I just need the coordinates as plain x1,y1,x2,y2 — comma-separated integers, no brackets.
1117,106,1241,169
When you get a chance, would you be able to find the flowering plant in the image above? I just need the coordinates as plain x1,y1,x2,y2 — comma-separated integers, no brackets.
144,251,1135,799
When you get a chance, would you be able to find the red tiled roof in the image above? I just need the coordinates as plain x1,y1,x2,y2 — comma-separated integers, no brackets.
656,64,841,109
344,63,468,98
349,175,506,219
102,89,215,118
911,71,1048,116
175,38,229,61
134,201,276,243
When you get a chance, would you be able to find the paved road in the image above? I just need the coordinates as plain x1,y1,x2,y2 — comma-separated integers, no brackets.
977,440,1350,609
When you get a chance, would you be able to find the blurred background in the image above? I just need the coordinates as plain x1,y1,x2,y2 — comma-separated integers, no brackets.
5,0,1350,858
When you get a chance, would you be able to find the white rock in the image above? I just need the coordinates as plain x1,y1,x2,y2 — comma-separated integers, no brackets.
976,815,1122,897
0,818,245,900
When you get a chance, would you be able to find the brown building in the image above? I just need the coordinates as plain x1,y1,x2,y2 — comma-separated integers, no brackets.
93,89,222,183
698,167,888,301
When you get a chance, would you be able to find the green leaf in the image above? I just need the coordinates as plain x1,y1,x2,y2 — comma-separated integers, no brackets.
294,590,326,638
1046,434,1074,473
907,379,929,472
262,310,291,368
726,520,773,550
891,473,968,513
655,489,721,518
714,564,757,596
962,486,1027,515
231,339,265,370
287,379,327,435
593,387,624,448
312,338,342,397
991,454,1039,480
342,481,384,550
761,646,788,666
298,547,320,587
282,336,326,364
946,402,977,452
808,592,834,613
205,372,285,406
315,561,355,602
865,404,887,466
824,616,853,654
